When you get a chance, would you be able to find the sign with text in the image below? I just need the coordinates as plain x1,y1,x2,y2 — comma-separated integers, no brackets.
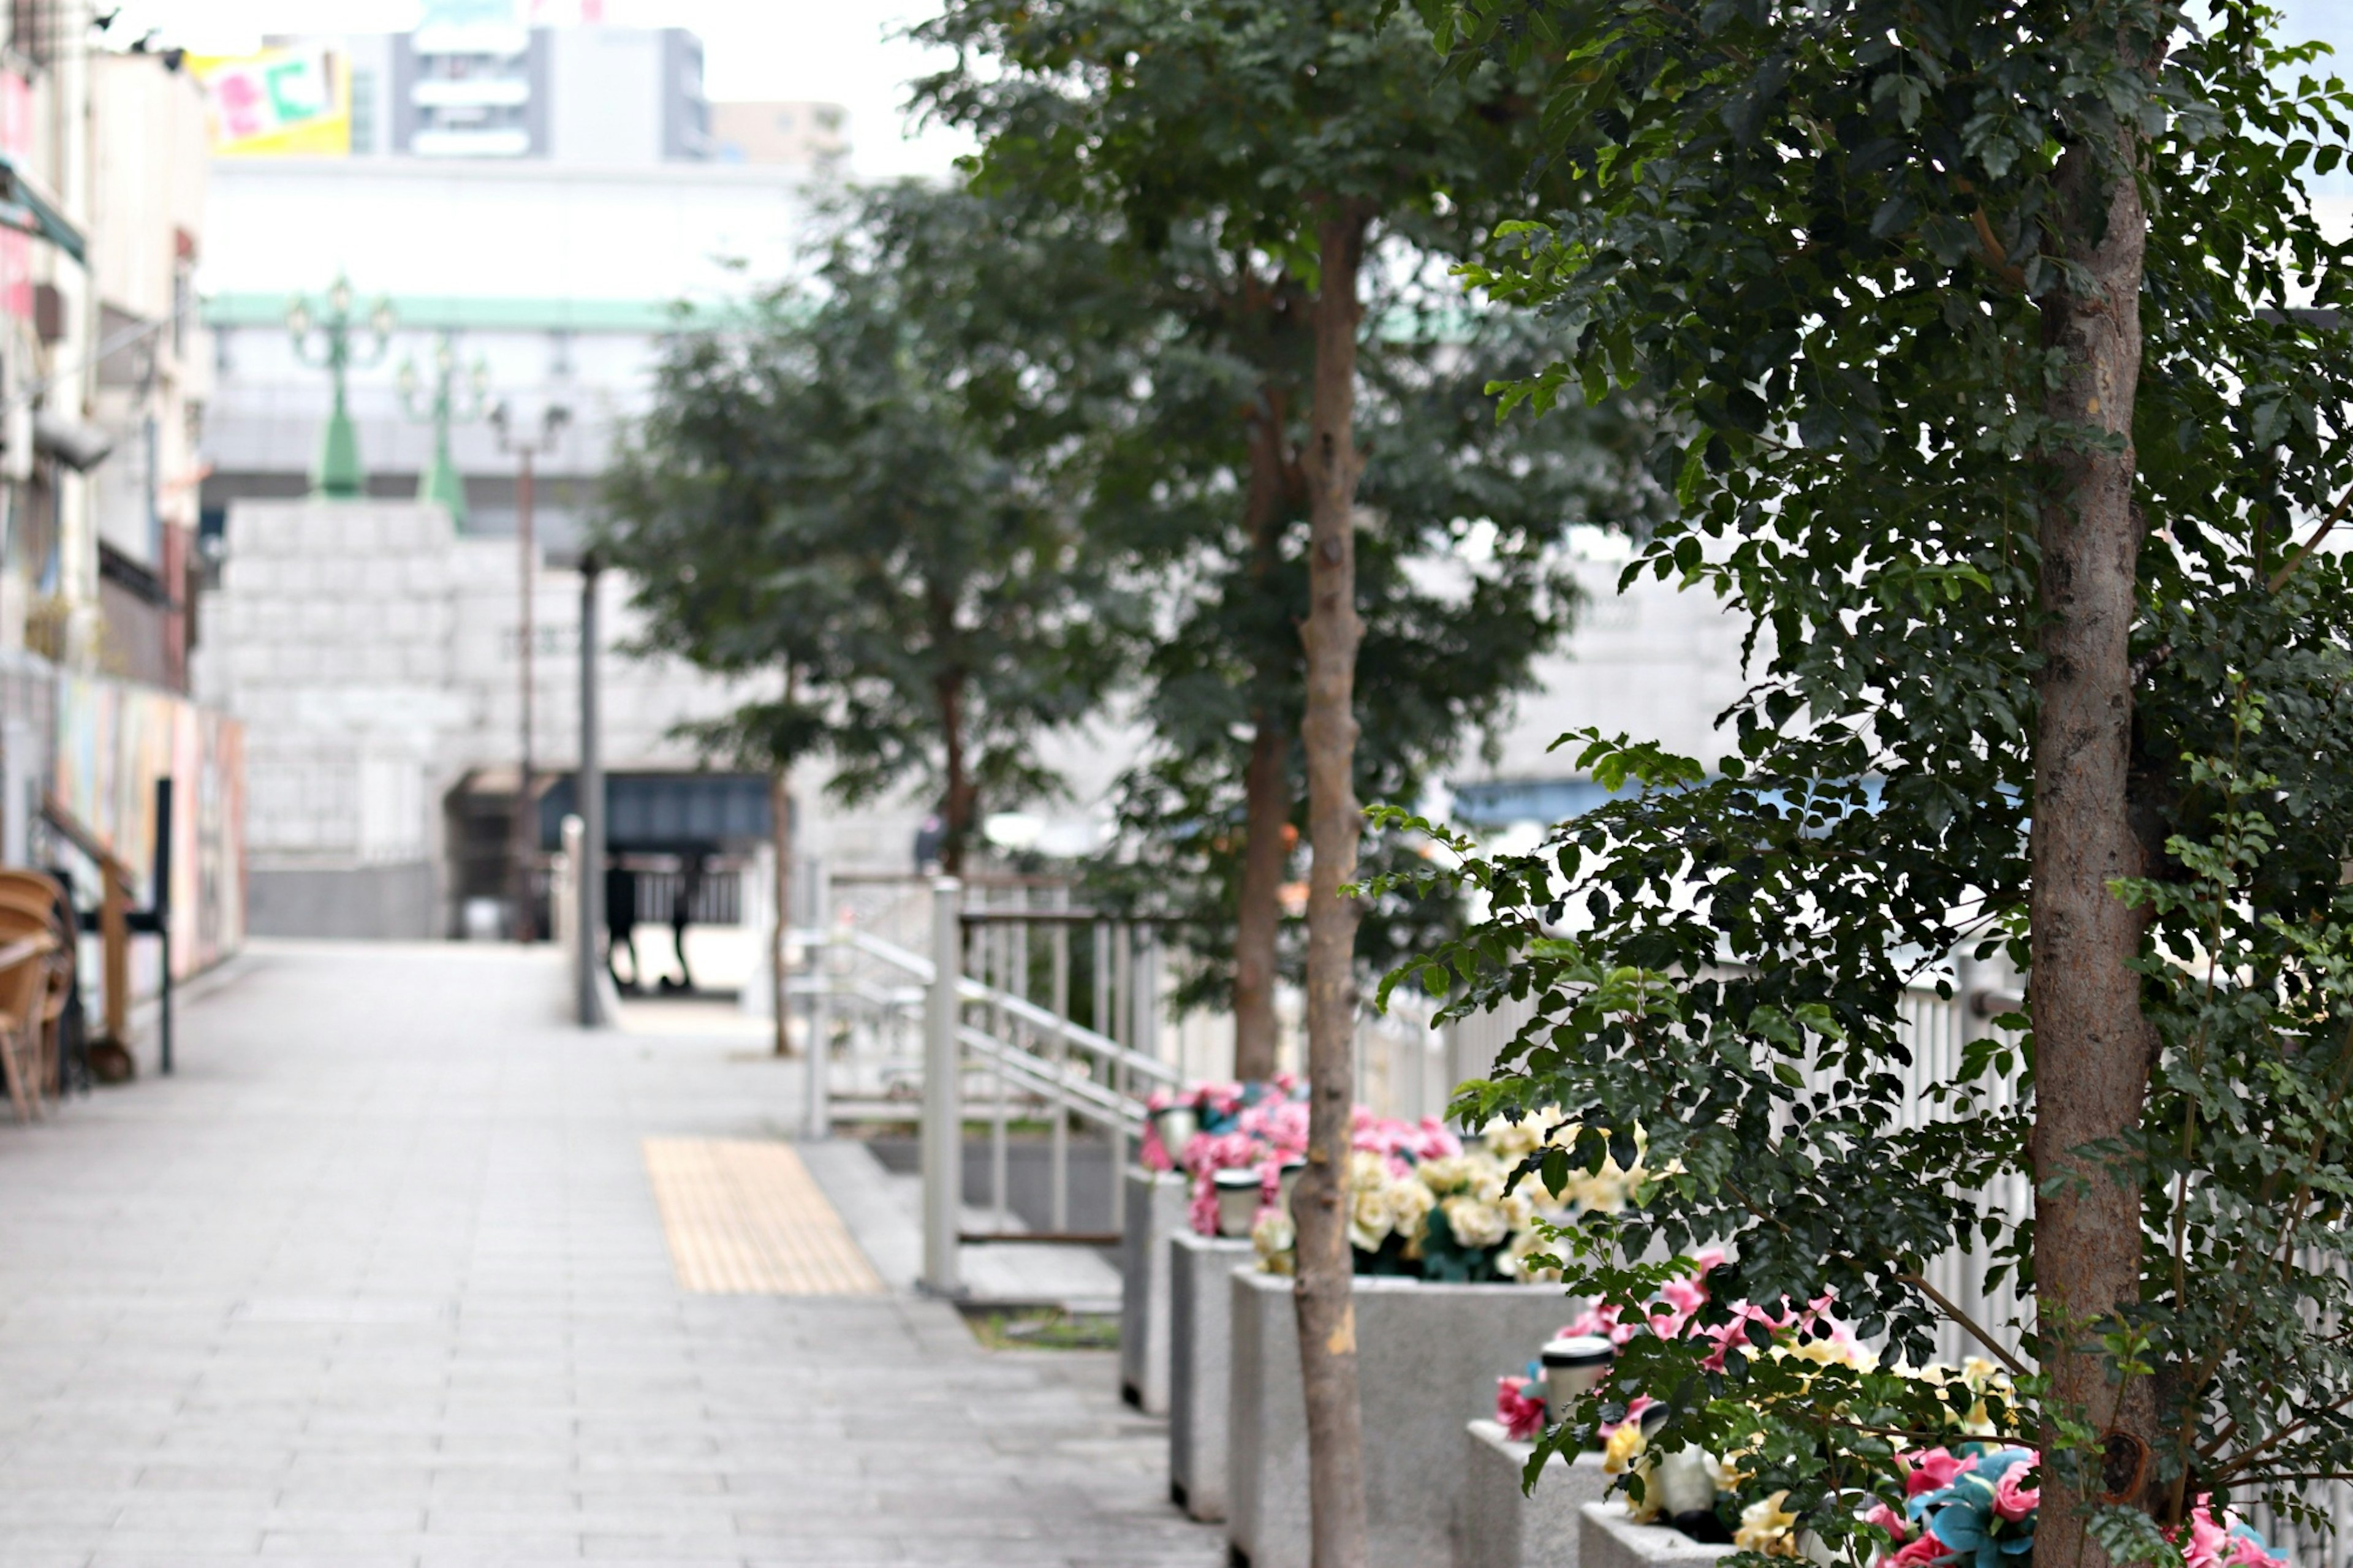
191,47,349,158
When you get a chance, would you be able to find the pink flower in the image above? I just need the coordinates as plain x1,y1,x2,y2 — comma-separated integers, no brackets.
2181,1497,2232,1568
1863,1503,1912,1545
1183,1130,1262,1178
1886,1531,1950,1568
1409,1116,1463,1161
1140,1122,1173,1172
2227,1533,2287,1568
1990,1458,2039,1522
1188,1183,1220,1238
1596,1393,1653,1440
1496,1376,1547,1441
1904,1450,1977,1498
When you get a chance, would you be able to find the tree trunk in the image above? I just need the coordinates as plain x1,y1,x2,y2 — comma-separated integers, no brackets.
1293,205,1370,1568
1233,710,1287,1081
2028,137,2157,1562
1233,379,1299,1083
770,765,791,1058
937,669,974,876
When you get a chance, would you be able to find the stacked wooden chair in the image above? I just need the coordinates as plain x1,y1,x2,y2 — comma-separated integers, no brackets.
0,871,75,1120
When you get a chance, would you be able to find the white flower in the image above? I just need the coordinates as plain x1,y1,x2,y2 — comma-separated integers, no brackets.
1389,1178,1436,1252
1415,1154,1479,1197
1252,1211,1296,1275
1496,1225,1560,1282
1482,1113,1548,1162
1442,1195,1509,1250
1349,1183,1395,1252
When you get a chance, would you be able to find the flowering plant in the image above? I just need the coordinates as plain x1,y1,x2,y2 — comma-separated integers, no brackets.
1854,1446,2286,1568
1179,1088,1312,1237
1258,1109,1645,1281
1141,1075,1300,1172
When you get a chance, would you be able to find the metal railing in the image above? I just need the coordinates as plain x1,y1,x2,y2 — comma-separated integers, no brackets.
785,872,1176,1296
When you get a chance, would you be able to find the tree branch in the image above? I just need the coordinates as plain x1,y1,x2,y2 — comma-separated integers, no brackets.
2266,479,2353,593
1897,1269,2030,1378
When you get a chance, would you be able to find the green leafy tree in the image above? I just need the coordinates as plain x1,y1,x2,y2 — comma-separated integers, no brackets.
1094,291,1665,1047
602,181,1150,876
917,6,1590,1553
1392,0,2353,1558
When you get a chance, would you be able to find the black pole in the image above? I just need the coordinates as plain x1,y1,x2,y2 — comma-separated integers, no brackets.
152,776,172,1075
578,554,605,1027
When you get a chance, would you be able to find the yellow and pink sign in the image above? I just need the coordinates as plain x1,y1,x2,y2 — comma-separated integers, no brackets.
191,47,350,158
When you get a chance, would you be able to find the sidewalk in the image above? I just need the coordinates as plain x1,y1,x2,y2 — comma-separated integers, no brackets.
0,940,1220,1567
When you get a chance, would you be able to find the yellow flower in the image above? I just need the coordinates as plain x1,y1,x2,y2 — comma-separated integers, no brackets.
1735,1491,1800,1556
1625,1458,1662,1523
1603,1418,1650,1477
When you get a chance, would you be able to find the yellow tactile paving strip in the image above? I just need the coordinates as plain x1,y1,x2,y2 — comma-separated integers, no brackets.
642,1137,885,1295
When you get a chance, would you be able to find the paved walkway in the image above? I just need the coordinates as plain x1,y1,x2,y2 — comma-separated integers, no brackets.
0,942,1221,1567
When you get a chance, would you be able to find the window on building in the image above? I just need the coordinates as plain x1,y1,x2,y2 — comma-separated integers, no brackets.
350,67,377,153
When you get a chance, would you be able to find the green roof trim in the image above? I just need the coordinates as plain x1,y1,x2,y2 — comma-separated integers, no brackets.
202,292,731,334
0,156,85,264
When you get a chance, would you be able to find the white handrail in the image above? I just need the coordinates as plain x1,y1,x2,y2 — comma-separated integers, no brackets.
834,925,1180,1089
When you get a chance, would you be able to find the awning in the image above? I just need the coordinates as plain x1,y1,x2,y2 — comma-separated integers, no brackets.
534,772,775,851
0,156,84,264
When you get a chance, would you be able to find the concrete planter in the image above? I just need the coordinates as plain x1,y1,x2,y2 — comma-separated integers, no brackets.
1119,1166,1191,1412
1169,1227,1254,1521
1458,1421,1611,1568
1227,1267,1577,1568
1580,1502,1735,1568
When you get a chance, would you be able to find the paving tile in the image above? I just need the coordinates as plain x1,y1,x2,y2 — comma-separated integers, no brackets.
0,944,1221,1567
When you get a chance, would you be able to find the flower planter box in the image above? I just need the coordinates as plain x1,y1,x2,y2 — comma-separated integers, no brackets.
1169,1227,1254,1521
1579,1502,1735,1568
1458,1421,1610,1568
1119,1166,1191,1412
1227,1267,1577,1568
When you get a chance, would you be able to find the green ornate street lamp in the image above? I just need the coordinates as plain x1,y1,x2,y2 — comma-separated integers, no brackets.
398,332,490,527
286,273,394,499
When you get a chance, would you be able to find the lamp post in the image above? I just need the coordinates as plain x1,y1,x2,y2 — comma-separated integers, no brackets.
396,331,488,527
286,273,393,500
489,399,570,942
577,550,606,1026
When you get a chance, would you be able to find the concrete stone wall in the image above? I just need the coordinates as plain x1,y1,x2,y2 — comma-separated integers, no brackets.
1119,1168,1189,1415
1227,1267,1580,1568
249,862,437,941
1168,1229,1252,1523
195,496,778,934
1579,1502,1734,1568
1459,1423,1609,1568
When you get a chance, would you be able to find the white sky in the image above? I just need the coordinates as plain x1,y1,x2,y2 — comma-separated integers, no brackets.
104,0,975,180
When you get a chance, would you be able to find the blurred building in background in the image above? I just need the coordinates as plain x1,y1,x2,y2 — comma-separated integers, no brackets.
0,4,252,1024
711,101,847,170
183,2,844,945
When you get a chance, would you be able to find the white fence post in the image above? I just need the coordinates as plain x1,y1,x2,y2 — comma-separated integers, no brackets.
802,858,832,1141
922,876,964,1295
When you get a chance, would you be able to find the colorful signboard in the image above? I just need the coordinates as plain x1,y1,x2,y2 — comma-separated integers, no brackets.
191,47,350,158
0,73,30,322
51,673,246,984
